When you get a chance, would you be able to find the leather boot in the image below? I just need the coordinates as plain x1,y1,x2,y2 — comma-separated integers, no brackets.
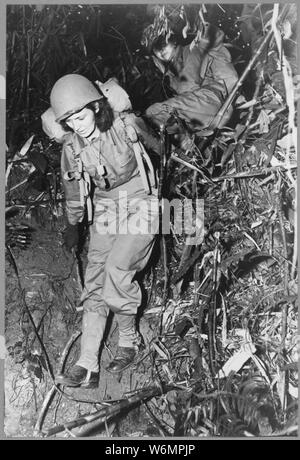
106,346,138,373
55,365,99,389
106,314,141,373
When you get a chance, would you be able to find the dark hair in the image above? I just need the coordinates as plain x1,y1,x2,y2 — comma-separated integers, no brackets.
88,98,114,132
151,33,178,54
60,97,114,133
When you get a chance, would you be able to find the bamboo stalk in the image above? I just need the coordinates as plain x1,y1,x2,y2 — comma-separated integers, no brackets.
161,237,169,305
271,4,297,187
212,3,290,129
208,234,220,376
291,190,297,280
277,175,289,417
158,124,166,202
158,124,170,333
44,385,169,437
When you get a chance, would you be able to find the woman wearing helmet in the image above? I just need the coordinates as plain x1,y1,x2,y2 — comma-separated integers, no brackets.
50,74,159,388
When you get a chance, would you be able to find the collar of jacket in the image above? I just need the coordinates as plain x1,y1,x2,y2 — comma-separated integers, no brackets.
78,131,101,147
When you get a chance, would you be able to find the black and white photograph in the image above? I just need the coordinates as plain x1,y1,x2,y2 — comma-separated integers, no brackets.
3,2,298,441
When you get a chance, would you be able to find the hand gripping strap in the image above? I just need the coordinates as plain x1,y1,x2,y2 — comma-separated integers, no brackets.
64,148,93,223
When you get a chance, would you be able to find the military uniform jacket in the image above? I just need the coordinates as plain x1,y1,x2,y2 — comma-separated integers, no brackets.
61,112,159,225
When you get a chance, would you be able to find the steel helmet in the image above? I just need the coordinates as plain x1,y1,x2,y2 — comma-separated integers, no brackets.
50,74,102,122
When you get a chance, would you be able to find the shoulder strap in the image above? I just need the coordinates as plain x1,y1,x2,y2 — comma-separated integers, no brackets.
63,134,93,223
119,114,156,194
